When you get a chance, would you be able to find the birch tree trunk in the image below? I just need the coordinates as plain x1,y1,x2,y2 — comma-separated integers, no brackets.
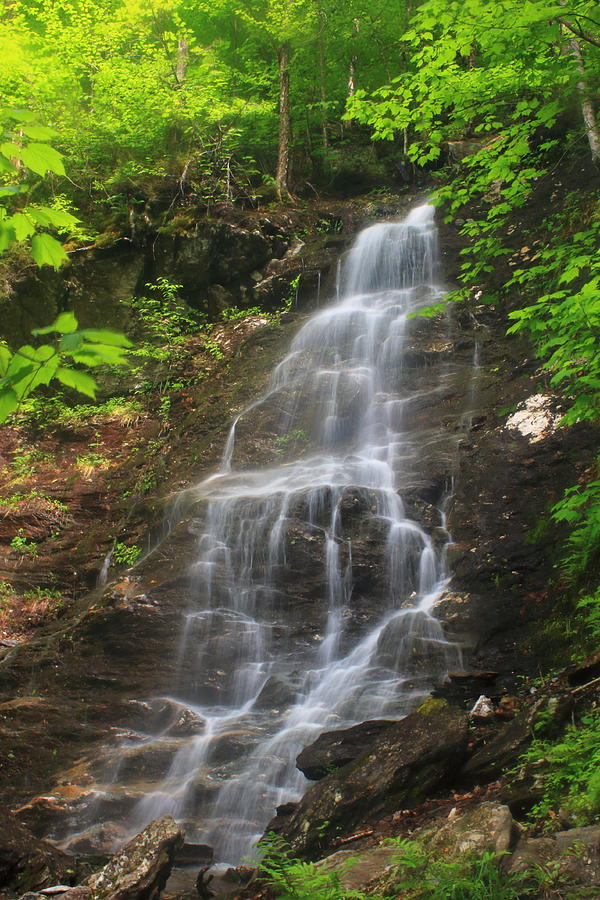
317,7,329,153
276,43,292,199
568,34,600,166
559,2,600,166
175,38,189,86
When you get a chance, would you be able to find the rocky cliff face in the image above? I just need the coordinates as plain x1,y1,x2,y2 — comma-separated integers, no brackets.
0,191,597,898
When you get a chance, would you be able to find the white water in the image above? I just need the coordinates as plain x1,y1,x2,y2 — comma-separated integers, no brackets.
63,204,464,862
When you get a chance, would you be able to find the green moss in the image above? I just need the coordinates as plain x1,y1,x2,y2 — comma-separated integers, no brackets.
415,697,448,717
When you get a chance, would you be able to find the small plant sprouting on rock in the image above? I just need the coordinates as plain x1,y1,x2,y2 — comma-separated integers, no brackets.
274,429,309,453
10,530,38,557
75,452,110,478
113,542,143,567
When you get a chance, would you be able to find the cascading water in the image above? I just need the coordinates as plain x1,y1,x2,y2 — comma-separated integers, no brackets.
61,204,464,863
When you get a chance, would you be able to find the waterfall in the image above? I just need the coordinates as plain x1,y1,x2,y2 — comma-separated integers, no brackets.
62,204,463,863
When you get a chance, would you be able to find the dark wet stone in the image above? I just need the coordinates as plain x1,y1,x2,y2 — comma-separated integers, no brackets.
0,804,73,894
267,702,469,857
296,720,396,780
253,676,298,710
174,843,213,866
65,815,184,900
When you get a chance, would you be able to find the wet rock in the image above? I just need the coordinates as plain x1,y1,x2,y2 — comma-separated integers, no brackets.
253,676,298,710
433,669,499,707
460,692,572,787
469,695,495,720
206,285,235,315
0,804,73,894
66,824,130,856
296,720,396,780
65,815,183,900
425,802,517,856
509,826,600,891
565,650,600,687
209,729,261,764
174,843,213,866
318,847,400,891
125,699,205,739
267,701,469,857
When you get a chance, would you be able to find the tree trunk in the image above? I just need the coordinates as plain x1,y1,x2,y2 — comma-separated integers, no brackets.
347,18,360,99
317,7,329,153
176,37,189,85
559,1,600,166
568,35,600,166
276,43,292,199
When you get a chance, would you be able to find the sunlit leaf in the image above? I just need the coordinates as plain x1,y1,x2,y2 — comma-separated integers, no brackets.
80,329,133,348
30,233,68,269
20,143,65,176
55,366,97,398
33,311,78,335
0,386,18,422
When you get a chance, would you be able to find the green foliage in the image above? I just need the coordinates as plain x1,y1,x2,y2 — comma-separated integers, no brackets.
0,109,78,268
21,396,143,428
506,209,600,430
0,312,133,423
201,337,224,360
75,452,110,476
575,586,600,647
220,305,264,322
517,711,600,826
23,587,61,602
256,834,360,900
10,529,38,557
387,839,520,900
550,459,600,578
257,833,530,900
124,278,204,344
0,117,133,425
113,541,143,566
274,428,309,453
0,0,412,205
10,448,53,478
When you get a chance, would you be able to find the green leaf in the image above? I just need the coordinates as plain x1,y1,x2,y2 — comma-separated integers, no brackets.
77,342,130,365
33,311,78,335
408,302,447,319
0,157,17,174
80,329,133,348
21,125,58,140
28,207,79,229
0,142,21,160
4,109,37,123
30,233,68,269
0,223,15,252
0,344,12,376
0,386,18,422
55,366,97,398
19,143,65,176
6,212,36,242
58,332,84,351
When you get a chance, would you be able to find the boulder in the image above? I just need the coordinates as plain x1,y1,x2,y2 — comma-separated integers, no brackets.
267,701,468,857
425,802,517,856
0,805,74,895
296,720,396,780
63,815,183,900
318,847,401,891
508,826,600,892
